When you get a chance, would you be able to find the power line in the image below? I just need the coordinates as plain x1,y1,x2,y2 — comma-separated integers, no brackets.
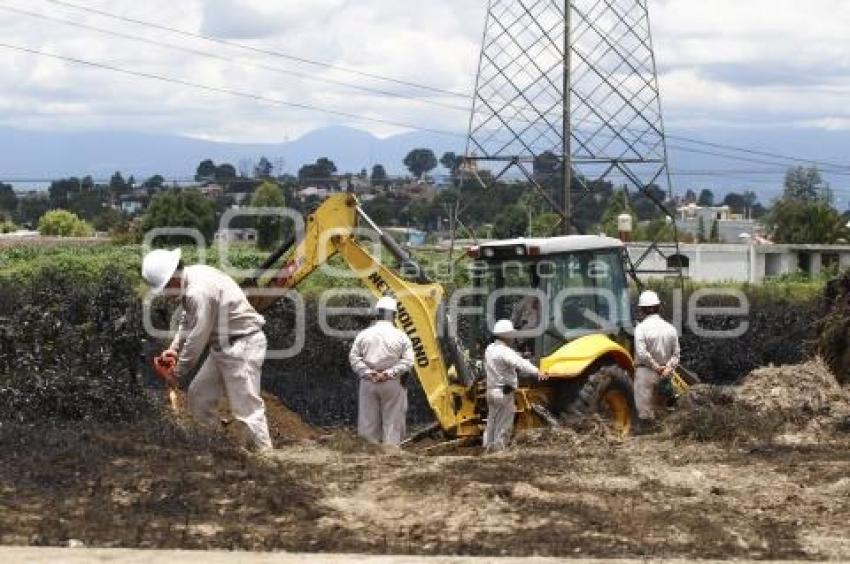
0,4,471,113
42,0,471,99
667,133,850,173
0,41,467,139
13,0,850,182
35,1,850,174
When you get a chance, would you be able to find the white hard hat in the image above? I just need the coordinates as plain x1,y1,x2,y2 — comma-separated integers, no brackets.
142,248,182,295
638,290,661,308
375,296,398,313
492,319,516,337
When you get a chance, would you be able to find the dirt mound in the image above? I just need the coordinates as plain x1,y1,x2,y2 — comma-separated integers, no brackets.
737,360,848,413
165,389,318,445
669,360,850,443
813,271,850,384
261,392,319,442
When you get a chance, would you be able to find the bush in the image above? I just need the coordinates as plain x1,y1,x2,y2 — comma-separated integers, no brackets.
0,267,154,423
37,209,94,237
93,207,127,232
0,220,17,233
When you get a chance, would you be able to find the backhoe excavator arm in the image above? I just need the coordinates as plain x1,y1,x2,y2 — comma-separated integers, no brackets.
246,194,480,437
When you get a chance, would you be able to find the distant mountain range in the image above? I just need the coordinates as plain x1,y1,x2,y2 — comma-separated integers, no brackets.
1,124,849,203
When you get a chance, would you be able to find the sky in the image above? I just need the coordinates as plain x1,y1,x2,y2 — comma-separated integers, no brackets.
0,0,850,205
1,0,850,147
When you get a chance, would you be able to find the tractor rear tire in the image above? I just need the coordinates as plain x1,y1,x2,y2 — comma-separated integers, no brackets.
562,363,637,436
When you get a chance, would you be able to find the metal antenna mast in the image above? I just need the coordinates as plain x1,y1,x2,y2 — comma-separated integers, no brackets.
465,0,682,279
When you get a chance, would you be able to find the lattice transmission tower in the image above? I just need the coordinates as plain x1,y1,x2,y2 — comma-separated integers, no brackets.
465,0,681,279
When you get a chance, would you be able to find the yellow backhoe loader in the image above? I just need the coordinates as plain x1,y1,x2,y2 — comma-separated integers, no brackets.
248,193,638,439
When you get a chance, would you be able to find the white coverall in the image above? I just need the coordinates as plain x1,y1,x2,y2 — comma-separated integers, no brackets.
171,265,272,451
633,313,680,420
348,320,415,445
483,340,540,451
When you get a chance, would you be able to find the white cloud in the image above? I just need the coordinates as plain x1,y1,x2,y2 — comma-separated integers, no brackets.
0,0,849,145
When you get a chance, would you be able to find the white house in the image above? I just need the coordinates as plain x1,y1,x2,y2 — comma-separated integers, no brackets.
628,242,850,283
677,203,763,243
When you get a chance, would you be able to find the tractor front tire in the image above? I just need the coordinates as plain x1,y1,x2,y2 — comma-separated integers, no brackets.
563,363,637,436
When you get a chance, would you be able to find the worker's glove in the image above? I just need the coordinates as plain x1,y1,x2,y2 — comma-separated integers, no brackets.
160,349,178,364
153,356,177,388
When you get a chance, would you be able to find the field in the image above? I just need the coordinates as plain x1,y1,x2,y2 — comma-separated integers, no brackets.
1,243,849,559
2,360,849,559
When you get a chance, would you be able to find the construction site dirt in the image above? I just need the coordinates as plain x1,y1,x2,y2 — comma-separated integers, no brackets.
2,271,850,558
2,361,849,559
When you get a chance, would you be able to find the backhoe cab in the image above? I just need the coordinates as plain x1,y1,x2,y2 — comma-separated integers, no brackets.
468,236,638,434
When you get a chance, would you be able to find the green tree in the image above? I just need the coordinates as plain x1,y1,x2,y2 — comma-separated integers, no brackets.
403,148,438,179
784,166,828,203
48,177,80,208
299,157,338,186
492,204,528,239
722,192,747,215
371,164,388,186
141,190,217,243
195,159,217,181
92,207,126,232
440,152,462,185
639,218,677,243
697,189,715,207
18,196,50,227
440,151,460,172
0,182,17,217
683,189,697,204
533,151,560,181
697,215,706,243
768,199,847,244
361,194,395,226
143,174,165,189
530,212,561,236
216,163,237,183
0,219,17,233
109,171,128,195
250,181,286,250
709,219,720,242
37,209,94,237
254,156,273,179
68,189,105,221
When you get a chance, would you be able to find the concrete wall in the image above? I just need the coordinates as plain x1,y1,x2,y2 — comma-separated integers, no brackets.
627,243,850,283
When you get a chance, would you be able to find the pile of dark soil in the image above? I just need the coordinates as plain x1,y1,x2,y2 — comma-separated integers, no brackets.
0,420,333,551
813,271,850,384
677,296,818,385
667,360,850,443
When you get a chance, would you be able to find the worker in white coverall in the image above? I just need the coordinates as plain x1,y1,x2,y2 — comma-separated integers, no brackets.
483,320,548,451
633,290,680,424
349,296,414,446
142,249,273,451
